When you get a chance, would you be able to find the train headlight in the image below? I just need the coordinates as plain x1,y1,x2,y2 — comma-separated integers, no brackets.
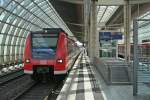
57,59,63,63
25,59,30,63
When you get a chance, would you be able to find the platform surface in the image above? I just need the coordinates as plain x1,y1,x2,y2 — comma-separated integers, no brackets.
57,51,150,100
57,52,104,100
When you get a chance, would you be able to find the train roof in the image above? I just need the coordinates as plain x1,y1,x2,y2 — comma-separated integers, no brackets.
30,28,67,35
43,28,65,33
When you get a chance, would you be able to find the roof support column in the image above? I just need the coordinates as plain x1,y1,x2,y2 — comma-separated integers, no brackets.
124,0,131,62
84,0,91,54
88,0,98,59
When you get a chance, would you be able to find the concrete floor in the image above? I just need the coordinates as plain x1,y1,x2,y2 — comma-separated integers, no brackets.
93,65,150,100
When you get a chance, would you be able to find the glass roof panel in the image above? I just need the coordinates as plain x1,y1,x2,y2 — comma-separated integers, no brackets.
0,0,11,8
97,6,118,25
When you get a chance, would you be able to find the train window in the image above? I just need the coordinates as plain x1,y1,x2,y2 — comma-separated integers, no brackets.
32,34,58,48
31,33,58,59
67,39,74,55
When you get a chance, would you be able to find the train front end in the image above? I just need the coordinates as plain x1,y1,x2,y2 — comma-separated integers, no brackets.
23,29,67,79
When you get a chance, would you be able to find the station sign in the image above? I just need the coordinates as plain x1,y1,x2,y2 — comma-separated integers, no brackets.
99,32,122,40
32,33,58,37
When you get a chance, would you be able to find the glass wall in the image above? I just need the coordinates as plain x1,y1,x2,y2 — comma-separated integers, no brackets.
99,40,117,58
0,0,72,64
130,11,150,43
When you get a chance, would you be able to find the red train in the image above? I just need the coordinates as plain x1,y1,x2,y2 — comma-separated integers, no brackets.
23,28,80,80
118,42,150,60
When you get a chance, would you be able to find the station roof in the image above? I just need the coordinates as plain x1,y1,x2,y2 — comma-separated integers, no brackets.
0,0,80,63
49,0,84,41
0,0,150,65
97,6,119,26
106,3,150,28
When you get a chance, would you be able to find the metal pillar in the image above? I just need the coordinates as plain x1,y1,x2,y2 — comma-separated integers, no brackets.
89,2,93,58
133,19,138,96
124,0,131,62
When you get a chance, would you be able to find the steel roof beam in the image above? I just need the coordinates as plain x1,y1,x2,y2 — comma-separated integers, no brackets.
97,0,150,5
58,0,83,4
130,0,150,4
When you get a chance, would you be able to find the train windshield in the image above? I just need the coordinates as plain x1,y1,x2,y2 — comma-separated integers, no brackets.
31,33,58,59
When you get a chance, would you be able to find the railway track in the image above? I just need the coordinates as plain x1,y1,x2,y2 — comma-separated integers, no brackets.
0,71,64,100
0,69,24,85
13,53,82,100
14,78,64,100
0,52,82,100
0,74,35,100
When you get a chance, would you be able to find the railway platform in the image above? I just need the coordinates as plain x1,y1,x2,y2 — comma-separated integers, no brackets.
56,52,150,100
57,52,103,100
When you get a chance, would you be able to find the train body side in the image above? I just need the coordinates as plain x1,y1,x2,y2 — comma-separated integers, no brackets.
118,42,150,59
